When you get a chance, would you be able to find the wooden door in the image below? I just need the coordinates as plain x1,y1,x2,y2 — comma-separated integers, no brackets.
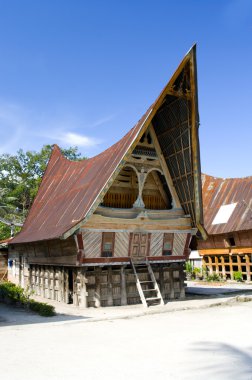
130,233,149,258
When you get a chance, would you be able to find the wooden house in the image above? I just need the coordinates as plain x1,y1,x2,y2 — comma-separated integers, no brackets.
0,238,11,281
8,46,205,307
198,174,252,281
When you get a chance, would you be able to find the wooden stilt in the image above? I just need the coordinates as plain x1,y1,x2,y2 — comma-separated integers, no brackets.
94,268,101,308
107,267,113,306
245,255,251,281
120,266,127,306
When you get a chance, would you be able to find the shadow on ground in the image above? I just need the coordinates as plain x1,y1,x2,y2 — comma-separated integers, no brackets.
191,341,252,379
185,282,252,298
0,302,89,327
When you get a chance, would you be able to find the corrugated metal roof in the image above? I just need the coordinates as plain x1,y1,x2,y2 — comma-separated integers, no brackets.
11,45,204,244
202,174,252,235
11,121,147,244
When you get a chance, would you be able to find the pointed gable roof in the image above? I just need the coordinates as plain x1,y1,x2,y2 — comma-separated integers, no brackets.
12,45,205,244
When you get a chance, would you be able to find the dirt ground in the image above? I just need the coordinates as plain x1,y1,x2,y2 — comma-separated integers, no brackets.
1,299,252,380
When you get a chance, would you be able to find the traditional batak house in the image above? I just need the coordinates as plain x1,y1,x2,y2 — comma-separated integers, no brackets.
198,174,252,281
8,46,205,307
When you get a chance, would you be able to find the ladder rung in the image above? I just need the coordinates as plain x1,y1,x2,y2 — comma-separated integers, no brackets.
143,289,156,292
146,297,161,301
140,281,153,284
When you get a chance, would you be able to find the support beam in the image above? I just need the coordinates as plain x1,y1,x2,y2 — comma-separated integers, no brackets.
120,266,127,306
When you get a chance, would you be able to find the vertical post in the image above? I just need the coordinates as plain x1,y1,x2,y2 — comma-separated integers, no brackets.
159,266,165,300
80,269,88,308
65,269,69,304
73,270,78,306
41,266,45,298
58,268,62,302
208,256,213,274
51,267,55,300
237,255,242,275
107,267,113,306
179,266,185,298
120,266,127,306
169,268,174,299
94,268,101,308
221,256,226,279
215,256,219,274
230,255,234,280
29,264,33,293
245,254,251,282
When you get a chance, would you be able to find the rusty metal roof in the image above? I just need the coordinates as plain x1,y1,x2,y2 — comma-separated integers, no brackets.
11,121,147,244
202,174,252,235
12,45,204,244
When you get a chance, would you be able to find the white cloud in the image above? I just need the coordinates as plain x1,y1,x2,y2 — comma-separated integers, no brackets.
56,132,100,147
0,100,108,154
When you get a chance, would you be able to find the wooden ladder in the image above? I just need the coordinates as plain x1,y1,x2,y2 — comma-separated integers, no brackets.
131,258,164,307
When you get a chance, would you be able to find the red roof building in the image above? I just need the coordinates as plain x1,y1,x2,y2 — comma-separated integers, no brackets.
198,174,252,281
9,46,205,307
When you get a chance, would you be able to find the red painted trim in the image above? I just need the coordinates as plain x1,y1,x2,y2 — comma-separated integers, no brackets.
81,255,186,264
77,233,84,250
149,255,185,261
81,257,129,264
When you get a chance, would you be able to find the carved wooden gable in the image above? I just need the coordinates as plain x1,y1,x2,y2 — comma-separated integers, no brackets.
101,127,178,211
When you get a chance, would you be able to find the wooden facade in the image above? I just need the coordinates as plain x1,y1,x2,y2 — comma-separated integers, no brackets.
9,46,204,307
199,231,252,281
198,174,252,281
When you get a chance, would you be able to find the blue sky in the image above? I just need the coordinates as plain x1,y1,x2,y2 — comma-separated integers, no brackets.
0,0,251,178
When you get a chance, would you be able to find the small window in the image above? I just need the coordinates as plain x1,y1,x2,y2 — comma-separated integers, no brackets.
101,232,115,257
228,237,236,247
163,233,174,256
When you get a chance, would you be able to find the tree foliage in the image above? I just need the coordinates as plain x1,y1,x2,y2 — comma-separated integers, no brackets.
0,145,85,240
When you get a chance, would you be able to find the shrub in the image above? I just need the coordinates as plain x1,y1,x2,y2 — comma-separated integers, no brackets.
207,273,222,282
185,261,193,274
0,282,27,303
233,271,243,282
28,300,55,317
0,282,55,316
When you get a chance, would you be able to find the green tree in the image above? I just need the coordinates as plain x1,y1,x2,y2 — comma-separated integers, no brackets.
0,145,85,240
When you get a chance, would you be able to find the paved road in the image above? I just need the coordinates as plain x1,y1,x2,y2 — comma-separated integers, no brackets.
1,300,252,380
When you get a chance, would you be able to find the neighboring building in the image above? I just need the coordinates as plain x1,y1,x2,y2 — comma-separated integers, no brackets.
198,174,252,281
0,238,11,281
8,46,205,307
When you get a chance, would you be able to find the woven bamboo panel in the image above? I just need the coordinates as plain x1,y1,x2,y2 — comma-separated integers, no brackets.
149,232,163,256
173,233,187,256
114,232,130,257
82,231,102,258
